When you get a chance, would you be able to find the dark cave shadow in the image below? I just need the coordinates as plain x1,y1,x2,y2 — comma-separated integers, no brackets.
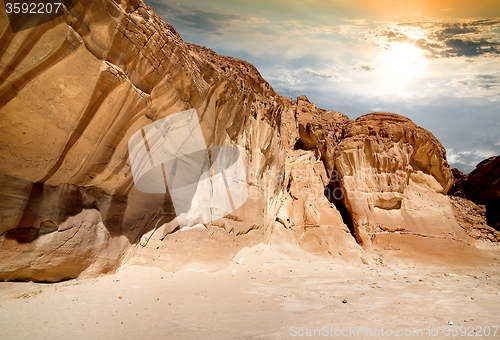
1,175,177,244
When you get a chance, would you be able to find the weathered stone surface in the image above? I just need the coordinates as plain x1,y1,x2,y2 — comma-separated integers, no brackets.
449,168,468,197
330,113,462,250
449,196,500,242
330,114,455,248
278,108,464,251
450,156,500,229
463,156,500,203
0,0,495,281
0,0,284,280
271,149,359,256
0,209,128,282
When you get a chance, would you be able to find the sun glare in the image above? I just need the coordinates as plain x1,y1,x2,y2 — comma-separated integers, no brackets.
383,42,425,73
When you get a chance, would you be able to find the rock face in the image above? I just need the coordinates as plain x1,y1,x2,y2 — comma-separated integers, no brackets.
0,0,284,280
0,0,494,281
278,107,470,255
450,156,500,229
332,113,461,250
449,196,499,242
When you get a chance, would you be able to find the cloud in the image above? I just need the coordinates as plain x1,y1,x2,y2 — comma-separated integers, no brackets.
353,63,375,71
447,148,498,173
476,74,500,89
304,68,347,81
344,19,367,25
146,0,263,34
144,0,499,174
281,20,305,29
444,72,500,100
443,38,499,57
176,9,245,33
305,70,335,79
371,18,500,59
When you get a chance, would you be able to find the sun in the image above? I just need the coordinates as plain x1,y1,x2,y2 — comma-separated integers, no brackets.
383,42,425,73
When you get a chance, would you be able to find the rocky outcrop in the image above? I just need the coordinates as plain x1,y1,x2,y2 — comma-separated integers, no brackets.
449,168,468,197
331,113,461,249
271,149,359,256
0,0,494,281
278,109,470,252
450,156,500,229
464,156,500,203
0,0,285,280
449,196,500,242
0,208,127,281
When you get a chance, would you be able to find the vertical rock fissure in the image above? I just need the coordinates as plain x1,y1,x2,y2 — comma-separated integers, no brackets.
323,165,358,244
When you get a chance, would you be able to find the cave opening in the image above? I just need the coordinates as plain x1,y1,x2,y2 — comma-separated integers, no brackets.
293,138,305,150
324,171,358,243
485,202,500,231
293,135,318,151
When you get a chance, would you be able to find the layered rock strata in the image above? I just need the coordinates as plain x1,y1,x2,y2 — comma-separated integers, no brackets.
278,103,470,254
0,0,284,280
0,0,493,281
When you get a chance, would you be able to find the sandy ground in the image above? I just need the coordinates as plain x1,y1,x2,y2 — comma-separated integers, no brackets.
1,243,499,340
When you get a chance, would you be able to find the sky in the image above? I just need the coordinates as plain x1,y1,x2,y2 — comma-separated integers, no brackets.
144,0,500,173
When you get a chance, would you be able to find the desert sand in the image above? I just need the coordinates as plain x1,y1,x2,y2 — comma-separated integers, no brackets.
1,242,499,340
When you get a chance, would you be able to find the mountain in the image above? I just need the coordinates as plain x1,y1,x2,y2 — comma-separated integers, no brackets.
0,0,497,282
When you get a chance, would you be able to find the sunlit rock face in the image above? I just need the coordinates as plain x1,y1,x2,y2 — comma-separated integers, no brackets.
127,108,249,228
271,149,360,257
0,0,284,280
0,209,127,282
277,103,467,254
0,0,492,281
271,95,360,257
330,113,464,249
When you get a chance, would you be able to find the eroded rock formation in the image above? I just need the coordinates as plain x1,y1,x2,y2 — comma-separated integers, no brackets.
331,113,461,249
449,196,499,242
450,156,500,229
0,0,496,281
0,0,285,280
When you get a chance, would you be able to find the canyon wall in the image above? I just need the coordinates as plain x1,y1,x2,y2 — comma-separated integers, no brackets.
0,0,493,281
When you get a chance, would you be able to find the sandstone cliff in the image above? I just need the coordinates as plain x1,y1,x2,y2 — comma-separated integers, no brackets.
0,0,495,281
